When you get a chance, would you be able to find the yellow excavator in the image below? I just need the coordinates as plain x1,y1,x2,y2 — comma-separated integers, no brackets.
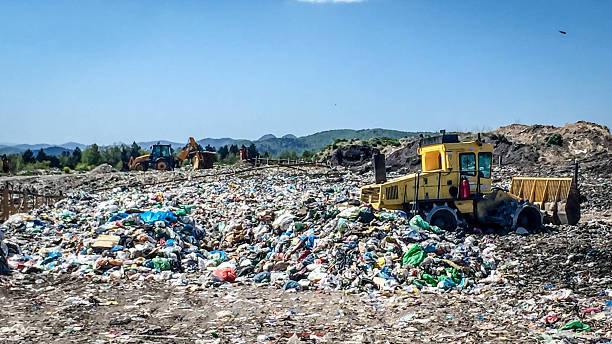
360,132,580,232
128,137,215,171
128,143,175,171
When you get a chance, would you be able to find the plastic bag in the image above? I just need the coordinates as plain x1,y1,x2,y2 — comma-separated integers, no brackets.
402,244,426,266
214,267,236,282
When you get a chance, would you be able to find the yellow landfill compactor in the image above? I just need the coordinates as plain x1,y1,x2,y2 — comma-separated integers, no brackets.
360,133,581,232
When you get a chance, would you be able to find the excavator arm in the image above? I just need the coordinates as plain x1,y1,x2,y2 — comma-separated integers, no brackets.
177,137,199,164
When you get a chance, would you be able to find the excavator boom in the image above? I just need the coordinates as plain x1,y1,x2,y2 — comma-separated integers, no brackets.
176,137,215,170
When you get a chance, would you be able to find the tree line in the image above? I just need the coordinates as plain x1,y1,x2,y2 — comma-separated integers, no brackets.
2,141,317,174
3,142,147,173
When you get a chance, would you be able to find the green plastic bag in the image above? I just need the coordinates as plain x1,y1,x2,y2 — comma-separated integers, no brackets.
358,207,375,223
152,257,171,271
294,221,306,231
421,273,437,286
560,320,591,332
174,208,187,217
379,212,397,221
409,215,443,234
402,244,426,266
445,267,462,283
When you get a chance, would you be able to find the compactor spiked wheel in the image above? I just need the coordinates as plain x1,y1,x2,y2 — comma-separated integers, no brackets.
426,205,458,231
512,203,543,233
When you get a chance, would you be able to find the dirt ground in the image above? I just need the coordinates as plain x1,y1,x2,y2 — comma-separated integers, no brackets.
2,225,611,344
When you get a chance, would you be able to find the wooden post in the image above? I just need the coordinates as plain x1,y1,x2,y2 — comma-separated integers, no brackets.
23,190,29,213
1,186,8,220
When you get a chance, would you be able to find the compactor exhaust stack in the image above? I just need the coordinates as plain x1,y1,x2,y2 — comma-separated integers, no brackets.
372,152,386,184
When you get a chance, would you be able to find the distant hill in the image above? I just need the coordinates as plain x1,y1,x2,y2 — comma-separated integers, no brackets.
1,128,422,157
136,140,184,150
0,143,53,155
237,128,420,156
299,129,417,153
43,146,72,156
258,134,277,141
196,138,242,150
60,142,87,150
0,145,72,156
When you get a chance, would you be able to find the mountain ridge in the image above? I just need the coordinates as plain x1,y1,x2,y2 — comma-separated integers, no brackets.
0,128,420,156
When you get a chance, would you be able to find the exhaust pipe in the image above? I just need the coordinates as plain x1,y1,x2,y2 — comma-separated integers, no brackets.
372,152,386,184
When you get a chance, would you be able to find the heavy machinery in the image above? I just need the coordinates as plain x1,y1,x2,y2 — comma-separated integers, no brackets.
360,132,580,232
176,137,215,170
128,137,215,172
128,143,175,171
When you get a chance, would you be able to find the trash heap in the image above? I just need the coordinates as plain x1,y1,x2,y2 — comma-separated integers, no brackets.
0,170,504,294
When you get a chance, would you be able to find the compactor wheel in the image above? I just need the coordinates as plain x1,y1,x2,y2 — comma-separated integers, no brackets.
426,205,458,231
512,203,543,233
135,163,146,171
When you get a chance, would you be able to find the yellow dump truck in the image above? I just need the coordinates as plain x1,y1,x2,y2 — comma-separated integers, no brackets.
360,133,580,232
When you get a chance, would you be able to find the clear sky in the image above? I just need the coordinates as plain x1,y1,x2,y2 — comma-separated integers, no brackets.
1,0,611,144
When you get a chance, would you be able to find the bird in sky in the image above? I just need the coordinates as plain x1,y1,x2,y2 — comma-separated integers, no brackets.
559,30,567,34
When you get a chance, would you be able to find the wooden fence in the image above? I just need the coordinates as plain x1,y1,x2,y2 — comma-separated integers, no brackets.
251,158,330,167
0,184,63,221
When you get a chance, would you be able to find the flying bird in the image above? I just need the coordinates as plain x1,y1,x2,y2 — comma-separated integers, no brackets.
559,30,567,34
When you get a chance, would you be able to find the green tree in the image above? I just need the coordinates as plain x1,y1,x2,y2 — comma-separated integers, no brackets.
229,144,239,155
130,142,142,159
204,144,216,152
218,145,229,160
301,150,314,161
22,149,35,163
71,147,82,167
59,151,73,168
82,144,102,166
8,154,24,172
101,146,122,167
221,153,238,165
35,149,49,162
120,145,131,170
247,143,259,159
48,155,61,168
545,133,563,147
278,150,298,160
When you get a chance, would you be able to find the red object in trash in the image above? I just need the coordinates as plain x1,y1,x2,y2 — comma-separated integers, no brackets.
459,178,470,199
545,314,559,324
581,307,602,314
213,267,236,282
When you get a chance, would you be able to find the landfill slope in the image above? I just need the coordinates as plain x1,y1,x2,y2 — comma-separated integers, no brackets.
1,164,611,342
323,121,612,176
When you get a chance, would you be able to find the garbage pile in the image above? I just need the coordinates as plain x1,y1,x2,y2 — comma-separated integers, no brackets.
0,170,506,295
2,169,503,294
1,168,611,342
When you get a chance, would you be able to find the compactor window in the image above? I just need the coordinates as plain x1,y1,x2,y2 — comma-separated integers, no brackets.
424,151,442,171
459,153,476,176
478,152,492,178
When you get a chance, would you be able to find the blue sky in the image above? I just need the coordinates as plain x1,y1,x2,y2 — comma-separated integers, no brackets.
1,0,610,144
